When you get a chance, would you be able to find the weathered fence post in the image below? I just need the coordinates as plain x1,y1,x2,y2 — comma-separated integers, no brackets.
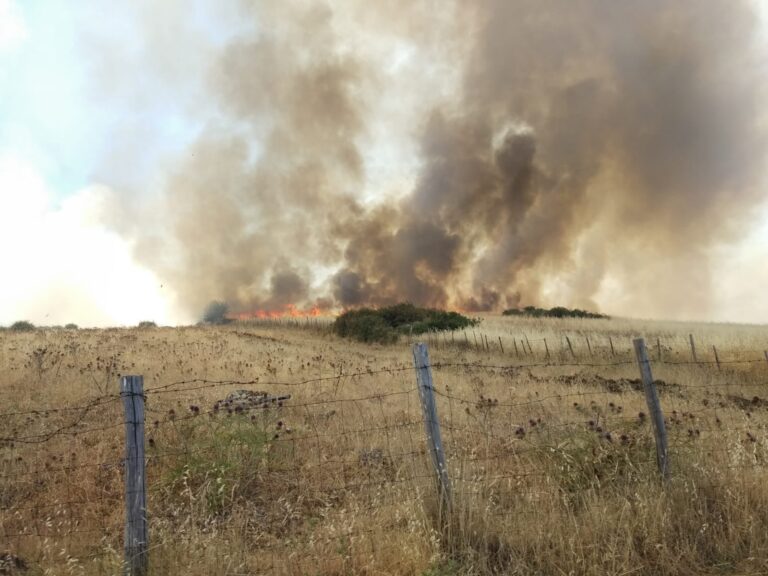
543,338,550,359
412,343,452,513
656,337,662,362
513,339,519,357
585,336,592,356
498,336,504,354
633,339,669,480
609,336,615,357
713,345,721,371
689,334,698,363
121,376,148,575
565,336,576,360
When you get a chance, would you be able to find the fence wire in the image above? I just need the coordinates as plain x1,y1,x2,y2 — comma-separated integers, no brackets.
2,338,768,573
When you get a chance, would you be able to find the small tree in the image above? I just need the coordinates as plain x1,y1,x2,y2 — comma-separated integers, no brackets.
10,320,35,332
64,323,79,330
333,303,478,344
138,321,157,329
202,301,230,325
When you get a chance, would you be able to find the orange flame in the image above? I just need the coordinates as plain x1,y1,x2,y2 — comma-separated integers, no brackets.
232,304,332,320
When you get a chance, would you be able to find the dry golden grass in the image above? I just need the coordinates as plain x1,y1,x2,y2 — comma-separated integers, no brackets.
2,315,768,575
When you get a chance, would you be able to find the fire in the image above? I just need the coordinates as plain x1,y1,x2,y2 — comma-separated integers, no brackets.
232,304,332,320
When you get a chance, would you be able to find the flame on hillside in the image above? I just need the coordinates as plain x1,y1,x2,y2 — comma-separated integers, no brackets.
232,304,331,320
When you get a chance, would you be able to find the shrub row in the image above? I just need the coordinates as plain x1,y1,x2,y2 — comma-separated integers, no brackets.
0,322,78,331
503,306,609,319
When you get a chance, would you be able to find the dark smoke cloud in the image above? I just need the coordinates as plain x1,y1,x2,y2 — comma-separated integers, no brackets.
136,1,369,314
450,0,766,318
136,0,767,319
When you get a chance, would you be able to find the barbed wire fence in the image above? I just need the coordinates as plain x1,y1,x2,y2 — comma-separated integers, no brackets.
212,314,768,368
414,326,768,367
2,336,768,574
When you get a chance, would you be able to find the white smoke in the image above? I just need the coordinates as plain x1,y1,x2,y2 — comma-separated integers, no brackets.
0,154,188,326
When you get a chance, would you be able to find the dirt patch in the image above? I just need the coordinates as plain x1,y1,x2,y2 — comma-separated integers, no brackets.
727,394,766,410
529,371,680,395
231,331,283,343
593,375,644,393
0,553,27,573
213,390,291,413
594,375,679,394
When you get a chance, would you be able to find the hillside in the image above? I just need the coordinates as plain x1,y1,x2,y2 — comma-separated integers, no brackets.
2,315,768,575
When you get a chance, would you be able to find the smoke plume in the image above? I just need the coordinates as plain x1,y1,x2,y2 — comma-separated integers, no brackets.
135,0,767,319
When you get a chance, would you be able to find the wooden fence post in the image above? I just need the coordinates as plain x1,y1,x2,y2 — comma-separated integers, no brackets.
498,336,504,354
513,339,519,357
713,346,721,371
633,339,669,480
412,344,452,513
689,334,698,363
585,336,592,356
609,336,615,357
656,337,662,362
543,338,550,359
524,334,532,355
121,376,148,575
565,336,576,360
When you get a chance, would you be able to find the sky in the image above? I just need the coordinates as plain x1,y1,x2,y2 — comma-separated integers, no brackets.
0,0,231,326
1,0,768,327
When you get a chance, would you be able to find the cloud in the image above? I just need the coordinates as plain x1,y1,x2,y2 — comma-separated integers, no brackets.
0,0,26,53
0,154,188,326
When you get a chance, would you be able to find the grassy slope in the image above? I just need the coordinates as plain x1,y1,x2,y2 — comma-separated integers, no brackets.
1,316,768,574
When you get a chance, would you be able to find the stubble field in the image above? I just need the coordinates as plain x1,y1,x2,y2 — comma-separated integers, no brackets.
2,315,768,575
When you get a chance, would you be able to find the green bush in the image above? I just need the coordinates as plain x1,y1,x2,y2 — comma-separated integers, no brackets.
503,306,609,319
9,320,35,332
153,405,296,519
378,302,427,327
421,560,460,576
64,323,79,330
163,415,271,515
334,303,478,344
137,320,157,329
202,300,231,325
334,309,397,344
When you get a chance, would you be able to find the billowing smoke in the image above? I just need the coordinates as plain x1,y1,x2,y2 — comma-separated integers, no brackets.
135,0,767,318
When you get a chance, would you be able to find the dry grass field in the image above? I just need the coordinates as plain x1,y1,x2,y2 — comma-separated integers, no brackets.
3,315,768,575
